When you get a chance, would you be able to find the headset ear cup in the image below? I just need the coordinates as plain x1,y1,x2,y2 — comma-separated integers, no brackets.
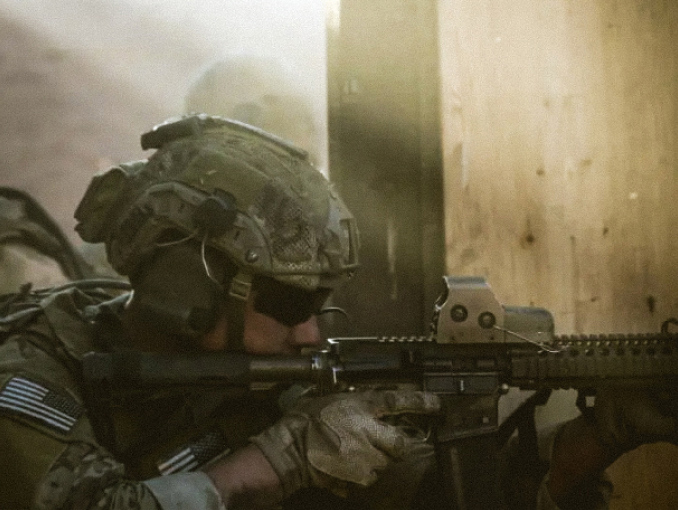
128,242,223,338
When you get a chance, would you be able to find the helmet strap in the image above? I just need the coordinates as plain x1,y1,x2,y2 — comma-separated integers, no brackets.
225,271,252,352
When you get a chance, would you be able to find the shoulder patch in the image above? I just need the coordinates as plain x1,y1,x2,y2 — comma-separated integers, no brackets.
0,376,83,433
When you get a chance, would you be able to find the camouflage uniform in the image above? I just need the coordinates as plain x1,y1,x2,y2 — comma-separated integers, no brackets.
0,284,283,509
0,285,435,510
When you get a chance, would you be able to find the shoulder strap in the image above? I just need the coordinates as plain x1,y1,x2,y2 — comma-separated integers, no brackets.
0,187,95,280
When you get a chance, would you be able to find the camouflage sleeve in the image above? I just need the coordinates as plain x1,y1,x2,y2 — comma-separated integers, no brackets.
2,415,227,510
33,441,226,510
33,441,160,509
0,334,226,510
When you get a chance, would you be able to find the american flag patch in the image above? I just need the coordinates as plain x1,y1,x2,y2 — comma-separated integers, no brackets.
157,431,230,476
0,376,83,433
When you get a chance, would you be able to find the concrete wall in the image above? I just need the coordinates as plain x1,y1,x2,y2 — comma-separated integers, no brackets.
438,0,678,507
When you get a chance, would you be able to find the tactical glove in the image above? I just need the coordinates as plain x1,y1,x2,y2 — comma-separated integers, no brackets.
250,390,440,498
594,387,678,458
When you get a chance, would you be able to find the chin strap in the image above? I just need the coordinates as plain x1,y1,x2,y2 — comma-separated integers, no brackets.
225,271,252,352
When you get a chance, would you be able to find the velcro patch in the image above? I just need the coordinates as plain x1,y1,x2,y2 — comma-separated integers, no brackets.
0,376,83,433
156,430,230,476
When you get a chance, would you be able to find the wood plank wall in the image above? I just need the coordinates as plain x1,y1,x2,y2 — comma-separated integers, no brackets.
437,0,678,507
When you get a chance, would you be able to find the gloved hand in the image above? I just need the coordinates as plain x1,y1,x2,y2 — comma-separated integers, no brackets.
250,390,440,499
594,387,678,458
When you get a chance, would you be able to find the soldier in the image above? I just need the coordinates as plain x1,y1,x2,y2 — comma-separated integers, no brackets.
184,54,321,167
0,187,94,294
0,115,674,510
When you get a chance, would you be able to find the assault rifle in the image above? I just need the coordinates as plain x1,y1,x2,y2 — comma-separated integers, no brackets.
83,276,678,509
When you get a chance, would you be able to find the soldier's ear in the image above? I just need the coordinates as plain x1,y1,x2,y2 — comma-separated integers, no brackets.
127,241,227,339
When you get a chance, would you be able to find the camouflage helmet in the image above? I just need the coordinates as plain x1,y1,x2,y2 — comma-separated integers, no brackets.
74,115,359,293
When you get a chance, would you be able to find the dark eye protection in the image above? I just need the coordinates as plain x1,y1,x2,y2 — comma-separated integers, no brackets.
252,276,331,327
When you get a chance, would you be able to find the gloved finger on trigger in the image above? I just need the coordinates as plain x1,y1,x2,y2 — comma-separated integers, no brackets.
367,421,409,458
